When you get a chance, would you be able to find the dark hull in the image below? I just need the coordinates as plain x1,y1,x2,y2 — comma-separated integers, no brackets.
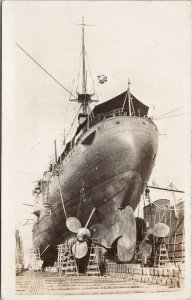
33,116,158,265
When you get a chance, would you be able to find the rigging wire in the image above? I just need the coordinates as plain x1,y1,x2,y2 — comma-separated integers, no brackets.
85,51,99,101
65,104,82,143
62,78,76,135
16,43,78,100
156,106,184,119
57,53,82,154
85,51,95,94
154,113,183,120
68,79,75,102
76,52,83,94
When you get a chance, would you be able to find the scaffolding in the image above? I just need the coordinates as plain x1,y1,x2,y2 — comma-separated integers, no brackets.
29,248,43,271
154,238,169,267
86,242,101,276
57,242,78,276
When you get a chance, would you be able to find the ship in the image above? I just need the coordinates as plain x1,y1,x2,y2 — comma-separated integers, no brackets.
31,18,158,269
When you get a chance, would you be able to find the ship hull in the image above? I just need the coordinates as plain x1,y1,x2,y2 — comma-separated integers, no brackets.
33,116,158,265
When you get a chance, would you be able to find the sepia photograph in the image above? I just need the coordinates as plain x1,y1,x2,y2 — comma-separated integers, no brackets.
2,1,191,299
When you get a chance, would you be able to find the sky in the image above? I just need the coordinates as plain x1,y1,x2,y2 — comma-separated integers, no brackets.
2,1,191,272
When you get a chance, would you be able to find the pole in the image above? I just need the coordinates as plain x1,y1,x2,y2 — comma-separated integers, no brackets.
82,17,86,95
128,79,131,116
147,186,184,193
172,190,178,219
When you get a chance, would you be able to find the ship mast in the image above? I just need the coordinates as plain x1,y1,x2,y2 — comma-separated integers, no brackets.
82,17,86,96
70,17,98,118
128,79,132,116
81,17,88,115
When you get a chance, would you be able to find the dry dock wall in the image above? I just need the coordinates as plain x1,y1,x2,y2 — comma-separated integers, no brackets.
106,263,184,288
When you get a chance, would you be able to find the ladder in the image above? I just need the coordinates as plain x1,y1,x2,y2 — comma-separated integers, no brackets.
64,252,78,276
57,243,69,277
86,242,101,276
154,239,169,267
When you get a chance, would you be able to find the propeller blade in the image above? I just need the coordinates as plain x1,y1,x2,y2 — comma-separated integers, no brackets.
153,223,170,238
117,235,136,262
140,239,152,258
117,206,136,262
72,241,88,259
119,206,136,239
90,223,106,239
66,217,81,233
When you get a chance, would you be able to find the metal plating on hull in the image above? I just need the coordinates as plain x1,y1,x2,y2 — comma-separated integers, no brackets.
33,115,158,264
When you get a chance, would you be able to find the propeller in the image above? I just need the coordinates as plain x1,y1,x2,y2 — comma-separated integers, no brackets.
140,227,154,258
140,223,170,258
66,207,107,259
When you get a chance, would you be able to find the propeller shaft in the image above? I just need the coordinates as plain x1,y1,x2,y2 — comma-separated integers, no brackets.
85,207,96,228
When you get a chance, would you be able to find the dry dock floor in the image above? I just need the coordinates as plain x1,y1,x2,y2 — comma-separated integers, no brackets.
15,271,183,295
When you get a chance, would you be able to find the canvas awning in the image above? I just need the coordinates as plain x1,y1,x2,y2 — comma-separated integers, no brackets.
93,91,149,117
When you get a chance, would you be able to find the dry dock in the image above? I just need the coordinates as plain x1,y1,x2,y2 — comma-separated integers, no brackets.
16,270,182,295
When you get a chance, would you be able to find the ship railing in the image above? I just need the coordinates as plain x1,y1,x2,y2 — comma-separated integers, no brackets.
89,108,129,128
89,109,153,129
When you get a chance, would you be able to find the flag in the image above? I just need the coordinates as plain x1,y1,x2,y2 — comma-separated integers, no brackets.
97,75,108,84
